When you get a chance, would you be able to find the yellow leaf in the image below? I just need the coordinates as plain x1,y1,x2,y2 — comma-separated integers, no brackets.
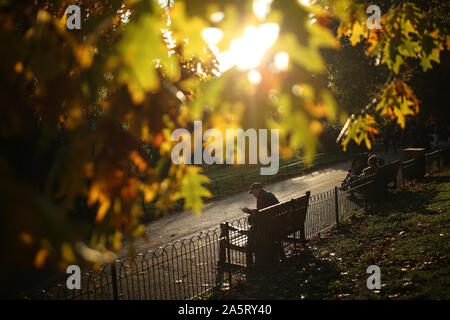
61,242,76,263
365,137,372,149
142,183,158,203
174,166,212,215
310,120,323,135
74,45,93,69
133,225,147,237
96,199,111,222
349,21,365,46
112,231,123,251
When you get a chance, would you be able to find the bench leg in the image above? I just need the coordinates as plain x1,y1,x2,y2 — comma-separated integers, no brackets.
246,251,253,267
299,216,306,242
216,237,226,286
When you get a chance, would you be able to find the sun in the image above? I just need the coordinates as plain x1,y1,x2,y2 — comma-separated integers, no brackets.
200,0,293,77
202,23,280,73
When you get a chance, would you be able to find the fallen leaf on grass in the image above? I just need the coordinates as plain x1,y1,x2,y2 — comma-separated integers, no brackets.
417,222,430,227
402,282,412,288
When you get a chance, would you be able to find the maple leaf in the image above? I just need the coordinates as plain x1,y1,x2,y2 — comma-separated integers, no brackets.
376,80,420,128
174,166,212,215
349,20,365,46
341,114,378,151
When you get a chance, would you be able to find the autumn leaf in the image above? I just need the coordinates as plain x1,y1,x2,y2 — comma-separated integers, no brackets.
349,20,365,46
88,182,111,222
61,242,76,264
376,80,420,128
341,114,379,151
34,249,49,269
174,166,212,215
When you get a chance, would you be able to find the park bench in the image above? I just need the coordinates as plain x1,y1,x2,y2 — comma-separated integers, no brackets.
377,160,400,189
216,191,311,281
343,160,400,201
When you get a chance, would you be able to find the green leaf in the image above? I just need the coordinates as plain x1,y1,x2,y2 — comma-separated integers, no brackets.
118,10,180,103
308,22,339,49
280,33,325,72
170,2,210,58
189,73,227,118
269,94,317,165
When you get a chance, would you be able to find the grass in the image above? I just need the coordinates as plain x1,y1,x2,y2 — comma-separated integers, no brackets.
209,168,450,300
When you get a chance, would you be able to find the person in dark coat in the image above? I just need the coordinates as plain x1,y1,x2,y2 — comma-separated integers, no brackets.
242,183,285,266
242,182,279,222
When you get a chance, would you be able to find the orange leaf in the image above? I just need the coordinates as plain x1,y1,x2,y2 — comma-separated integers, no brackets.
34,249,49,269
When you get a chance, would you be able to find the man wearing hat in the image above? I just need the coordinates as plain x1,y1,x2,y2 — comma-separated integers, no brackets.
241,183,284,265
242,182,279,220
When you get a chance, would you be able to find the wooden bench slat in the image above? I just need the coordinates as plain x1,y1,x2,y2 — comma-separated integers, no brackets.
218,262,246,272
225,243,249,253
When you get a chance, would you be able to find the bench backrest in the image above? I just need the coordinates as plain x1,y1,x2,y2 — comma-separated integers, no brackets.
377,160,400,185
402,158,416,180
249,191,310,245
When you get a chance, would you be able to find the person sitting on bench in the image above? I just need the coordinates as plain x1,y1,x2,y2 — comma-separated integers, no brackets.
362,155,379,177
242,182,279,219
241,183,285,265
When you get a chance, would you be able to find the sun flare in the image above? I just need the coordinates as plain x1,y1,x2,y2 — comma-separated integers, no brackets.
202,23,280,73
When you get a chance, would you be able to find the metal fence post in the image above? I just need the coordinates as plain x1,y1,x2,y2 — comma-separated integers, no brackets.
224,222,232,288
334,186,339,225
401,162,405,187
364,181,369,214
111,261,119,300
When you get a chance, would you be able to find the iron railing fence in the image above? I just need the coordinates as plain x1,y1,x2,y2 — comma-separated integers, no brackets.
425,149,445,174
29,148,447,300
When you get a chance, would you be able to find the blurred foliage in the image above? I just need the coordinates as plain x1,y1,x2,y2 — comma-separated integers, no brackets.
326,0,449,149
0,0,448,295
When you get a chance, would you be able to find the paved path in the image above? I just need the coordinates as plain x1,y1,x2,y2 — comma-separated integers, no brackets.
121,151,400,256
